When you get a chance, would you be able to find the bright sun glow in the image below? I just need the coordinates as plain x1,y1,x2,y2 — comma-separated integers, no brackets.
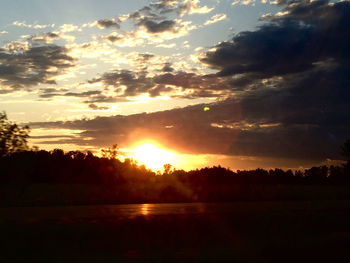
130,142,176,171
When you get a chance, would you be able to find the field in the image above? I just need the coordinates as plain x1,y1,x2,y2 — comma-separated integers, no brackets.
1,200,350,262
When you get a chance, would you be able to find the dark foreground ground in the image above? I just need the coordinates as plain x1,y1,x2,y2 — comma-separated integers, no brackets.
1,200,350,263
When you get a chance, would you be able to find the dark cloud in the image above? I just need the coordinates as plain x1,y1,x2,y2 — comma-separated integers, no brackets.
39,93,61,98
29,0,350,163
150,0,177,14
83,95,129,104
202,0,350,78
0,44,76,91
161,63,174,72
89,70,154,96
149,0,210,17
31,135,75,139
195,0,350,159
137,19,176,33
38,90,101,100
264,0,344,23
88,104,109,110
85,69,233,99
130,0,177,21
124,0,196,34
202,22,312,77
30,95,349,160
97,19,120,29
154,72,232,98
34,32,61,42
103,34,122,43
38,89,129,105
20,32,62,44
63,90,101,97
30,101,241,154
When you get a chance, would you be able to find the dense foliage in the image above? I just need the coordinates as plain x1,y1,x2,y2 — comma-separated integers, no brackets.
0,112,30,157
1,149,349,205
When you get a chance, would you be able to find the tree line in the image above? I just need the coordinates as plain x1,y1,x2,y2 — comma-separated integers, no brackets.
1,148,350,185
1,111,350,205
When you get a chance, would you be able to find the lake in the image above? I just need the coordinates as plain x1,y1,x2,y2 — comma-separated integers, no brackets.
1,200,350,262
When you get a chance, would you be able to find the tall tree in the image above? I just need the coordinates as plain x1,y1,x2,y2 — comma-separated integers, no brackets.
0,111,30,157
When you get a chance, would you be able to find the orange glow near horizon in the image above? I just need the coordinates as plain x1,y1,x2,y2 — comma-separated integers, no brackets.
128,142,177,171
140,203,152,215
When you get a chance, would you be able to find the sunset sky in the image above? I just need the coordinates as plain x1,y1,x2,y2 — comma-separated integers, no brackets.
1,0,349,170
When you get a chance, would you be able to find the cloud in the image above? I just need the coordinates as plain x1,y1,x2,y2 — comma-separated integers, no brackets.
102,32,145,47
102,18,195,45
12,21,55,29
232,0,256,6
34,49,223,107
137,19,177,33
267,0,289,5
100,0,203,44
161,63,174,72
5,0,346,165
88,103,109,110
153,72,232,98
177,0,214,16
96,19,120,29
88,70,155,97
2,41,29,53
204,14,227,25
29,101,241,153
28,32,61,43
40,90,101,99
67,41,117,58
149,0,213,17
0,43,76,92
261,0,347,22
202,1,350,78
134,19,196,42
29,0,350,162
156,43,177,48
59,24,81,33
29,94,349,160
196,0,350,158
81,67,233,101
260,0,289,4
37,88,130,106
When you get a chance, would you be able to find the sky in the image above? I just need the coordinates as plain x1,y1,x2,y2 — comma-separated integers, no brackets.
0,0,349,171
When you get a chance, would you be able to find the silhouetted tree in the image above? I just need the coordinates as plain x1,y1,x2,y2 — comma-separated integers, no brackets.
163,163,172,175
101,144,119,159
0,111,30,157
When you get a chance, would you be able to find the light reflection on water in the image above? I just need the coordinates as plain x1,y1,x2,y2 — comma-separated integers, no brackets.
0,202,209,223
1,201,344,224
140,203,151,216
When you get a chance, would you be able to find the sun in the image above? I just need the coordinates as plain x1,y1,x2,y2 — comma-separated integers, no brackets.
130,142,176,171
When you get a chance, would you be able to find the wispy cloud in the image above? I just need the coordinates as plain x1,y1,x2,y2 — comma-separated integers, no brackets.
59,24,81,33
156,43,177,48
232,0,256,6
12,21,55,29
204,13,227,25
28,32,61,43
